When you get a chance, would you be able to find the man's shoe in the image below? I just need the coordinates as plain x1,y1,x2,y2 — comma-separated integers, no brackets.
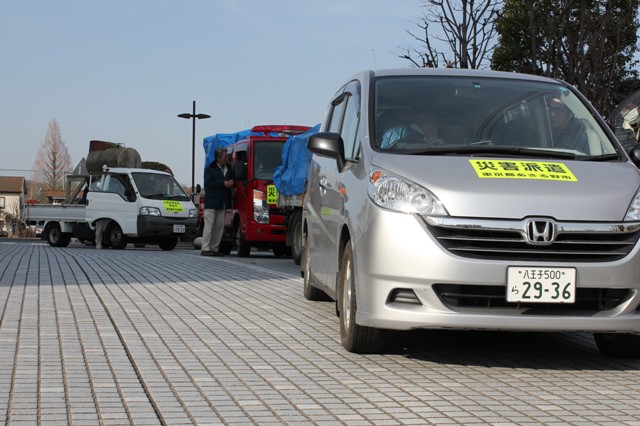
212,251,224,257
201,251,216,256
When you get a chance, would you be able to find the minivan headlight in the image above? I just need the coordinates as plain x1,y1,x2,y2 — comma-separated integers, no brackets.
624,189,640,221
368,168,448,215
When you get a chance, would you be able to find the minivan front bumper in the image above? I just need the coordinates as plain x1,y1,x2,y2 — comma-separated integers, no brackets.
353,208,640,334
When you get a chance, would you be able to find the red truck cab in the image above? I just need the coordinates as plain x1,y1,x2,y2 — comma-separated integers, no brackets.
219,125,310,257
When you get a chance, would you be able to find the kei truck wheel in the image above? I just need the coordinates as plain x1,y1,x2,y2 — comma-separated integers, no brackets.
108,223,128,250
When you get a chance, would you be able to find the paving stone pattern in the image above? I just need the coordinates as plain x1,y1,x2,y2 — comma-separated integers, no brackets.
1,241,639,425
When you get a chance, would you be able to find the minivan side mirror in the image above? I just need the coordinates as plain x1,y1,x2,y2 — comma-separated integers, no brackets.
629,142,640,169
308,132,345,171
234,161,247,181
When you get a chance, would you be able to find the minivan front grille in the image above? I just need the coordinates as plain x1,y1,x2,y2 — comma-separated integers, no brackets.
433,284,630,313
426,217,640,263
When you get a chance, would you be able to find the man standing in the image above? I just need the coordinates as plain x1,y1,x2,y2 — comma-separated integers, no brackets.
201,147,234,256
94,218,109,249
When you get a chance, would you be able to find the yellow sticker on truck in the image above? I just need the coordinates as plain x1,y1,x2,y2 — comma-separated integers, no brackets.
469,160,578,181
162,200,184,212
266,184,278,205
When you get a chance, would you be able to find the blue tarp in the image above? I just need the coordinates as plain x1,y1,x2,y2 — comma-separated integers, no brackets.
273,124,320,196
203,129,256,169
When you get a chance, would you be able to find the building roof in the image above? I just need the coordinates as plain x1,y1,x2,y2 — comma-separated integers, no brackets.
0,176,26,194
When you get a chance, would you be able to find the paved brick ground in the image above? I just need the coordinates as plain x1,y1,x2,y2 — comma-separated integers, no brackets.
1,240,639,425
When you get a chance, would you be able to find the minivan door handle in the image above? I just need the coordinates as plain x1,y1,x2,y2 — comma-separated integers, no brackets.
319,175,328,196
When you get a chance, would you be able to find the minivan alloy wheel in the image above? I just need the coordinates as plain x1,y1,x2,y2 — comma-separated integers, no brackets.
338,243,382,353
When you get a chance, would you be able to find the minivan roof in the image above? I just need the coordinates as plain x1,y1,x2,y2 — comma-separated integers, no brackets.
356,68,559,84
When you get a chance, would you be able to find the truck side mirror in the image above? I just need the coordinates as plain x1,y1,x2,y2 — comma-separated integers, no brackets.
308,132,345,171
124,188,136,202
234,161,247,181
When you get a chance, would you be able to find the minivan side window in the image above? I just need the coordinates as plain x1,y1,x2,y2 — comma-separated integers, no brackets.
328,96,347,134
327,82,361,161
341,92,360,161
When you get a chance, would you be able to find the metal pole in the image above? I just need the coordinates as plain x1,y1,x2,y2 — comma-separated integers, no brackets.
191,100,196,195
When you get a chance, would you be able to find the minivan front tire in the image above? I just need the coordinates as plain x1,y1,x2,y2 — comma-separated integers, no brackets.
594,332,640,358
339,243,383,354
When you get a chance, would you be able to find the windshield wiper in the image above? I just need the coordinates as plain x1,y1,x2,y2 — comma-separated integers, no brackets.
144,193,165,199
576,153,621,161
404,146,576,159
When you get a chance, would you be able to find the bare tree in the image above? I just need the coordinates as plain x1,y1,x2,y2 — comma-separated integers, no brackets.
399,0,502,69
2,198,23,237
32,119,73,189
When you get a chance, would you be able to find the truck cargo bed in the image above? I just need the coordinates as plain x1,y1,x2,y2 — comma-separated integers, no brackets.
24,204,86,223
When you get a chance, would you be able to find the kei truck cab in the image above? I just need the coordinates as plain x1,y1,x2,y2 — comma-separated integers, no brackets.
302,68,640,357
203,125,310,257
24,141,198,250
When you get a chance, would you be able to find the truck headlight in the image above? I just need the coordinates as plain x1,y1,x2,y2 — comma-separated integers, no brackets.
139,206,161,216
253,189,269,224
625,189,640,220
189,209,197,218
368,168,448,215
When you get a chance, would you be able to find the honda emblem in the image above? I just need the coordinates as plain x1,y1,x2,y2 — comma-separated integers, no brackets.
525,220,556,245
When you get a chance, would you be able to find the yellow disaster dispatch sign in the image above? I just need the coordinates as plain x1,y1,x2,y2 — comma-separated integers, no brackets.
470,159,578,181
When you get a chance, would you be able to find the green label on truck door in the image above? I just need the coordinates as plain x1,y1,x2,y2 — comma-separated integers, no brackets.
267,185,278,205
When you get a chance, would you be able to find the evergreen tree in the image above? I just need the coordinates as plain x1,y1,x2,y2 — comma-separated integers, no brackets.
492,0,639,115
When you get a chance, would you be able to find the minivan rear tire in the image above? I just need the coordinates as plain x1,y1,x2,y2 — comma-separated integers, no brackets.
302,236,330,301
339,243,383,354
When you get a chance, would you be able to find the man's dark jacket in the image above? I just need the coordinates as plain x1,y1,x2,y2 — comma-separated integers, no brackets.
204,162,233,210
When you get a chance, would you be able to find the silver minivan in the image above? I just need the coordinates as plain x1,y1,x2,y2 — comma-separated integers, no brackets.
302,68,640,357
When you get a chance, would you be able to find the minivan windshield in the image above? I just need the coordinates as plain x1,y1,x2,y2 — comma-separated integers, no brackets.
132,172,190,201
374,76,618,158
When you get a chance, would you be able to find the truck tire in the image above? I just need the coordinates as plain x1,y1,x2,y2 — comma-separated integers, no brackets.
107,223,128,250
290,211,303,265
46,223,71,248
235,226,251,257
158,238,178,251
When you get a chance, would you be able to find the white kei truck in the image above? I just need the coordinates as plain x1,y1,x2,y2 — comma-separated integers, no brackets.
24,141,198,250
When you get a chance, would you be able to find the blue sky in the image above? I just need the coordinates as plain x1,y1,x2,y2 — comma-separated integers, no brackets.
0,0,424,188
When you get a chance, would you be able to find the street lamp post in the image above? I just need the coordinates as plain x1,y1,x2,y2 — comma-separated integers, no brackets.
178,101,211,196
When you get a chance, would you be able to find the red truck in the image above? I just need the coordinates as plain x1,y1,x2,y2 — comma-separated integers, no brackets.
202,125,311,257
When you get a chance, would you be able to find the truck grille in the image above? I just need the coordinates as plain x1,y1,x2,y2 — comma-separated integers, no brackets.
433,284,630,313
425,217,640,263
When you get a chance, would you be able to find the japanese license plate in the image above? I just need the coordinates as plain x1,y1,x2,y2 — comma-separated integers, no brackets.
506,267,576,303
173,224,185,234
